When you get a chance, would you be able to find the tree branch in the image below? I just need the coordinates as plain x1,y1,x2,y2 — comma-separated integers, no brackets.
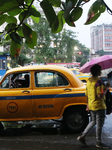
101,0,112,15
15,0,35,32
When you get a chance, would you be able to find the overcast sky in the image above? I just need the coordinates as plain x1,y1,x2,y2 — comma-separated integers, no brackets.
66,0,112,48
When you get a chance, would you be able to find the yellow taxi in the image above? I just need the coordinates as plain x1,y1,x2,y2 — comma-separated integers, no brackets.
0,65,89,133
70,68,91,82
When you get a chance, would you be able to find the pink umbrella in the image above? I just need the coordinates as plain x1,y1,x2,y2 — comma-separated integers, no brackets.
79,55,112,73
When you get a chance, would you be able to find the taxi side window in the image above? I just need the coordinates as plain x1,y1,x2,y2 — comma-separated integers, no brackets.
11,72,30,88
1,75,10,88
58,74,69,86
1,72,30,89
34,72,69,87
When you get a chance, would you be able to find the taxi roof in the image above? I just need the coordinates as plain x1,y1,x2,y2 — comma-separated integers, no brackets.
7,65,72,73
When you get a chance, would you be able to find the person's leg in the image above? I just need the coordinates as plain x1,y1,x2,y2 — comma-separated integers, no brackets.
77,111,96,145
96,110,110,149
96,109,106,143
82,110,96,137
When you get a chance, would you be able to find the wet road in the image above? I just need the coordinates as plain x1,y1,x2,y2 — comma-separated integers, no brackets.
0,114,112,150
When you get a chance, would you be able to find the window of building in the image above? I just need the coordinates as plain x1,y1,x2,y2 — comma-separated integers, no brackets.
0,59,6,69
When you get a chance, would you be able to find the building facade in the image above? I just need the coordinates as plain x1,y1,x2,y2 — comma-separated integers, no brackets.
90,24,112,54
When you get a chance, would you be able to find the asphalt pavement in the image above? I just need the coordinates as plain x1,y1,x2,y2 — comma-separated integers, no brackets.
0,114,112,150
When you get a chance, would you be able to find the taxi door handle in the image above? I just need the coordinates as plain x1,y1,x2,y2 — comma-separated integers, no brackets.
22,90,30,94
64,88,72,92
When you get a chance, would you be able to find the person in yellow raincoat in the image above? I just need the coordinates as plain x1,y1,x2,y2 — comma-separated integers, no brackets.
77,64,110,149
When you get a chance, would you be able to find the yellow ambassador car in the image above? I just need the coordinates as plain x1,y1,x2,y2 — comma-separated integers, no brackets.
70,68,91,83
0,65,89,133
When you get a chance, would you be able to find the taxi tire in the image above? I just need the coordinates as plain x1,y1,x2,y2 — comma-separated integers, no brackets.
63,109,89,133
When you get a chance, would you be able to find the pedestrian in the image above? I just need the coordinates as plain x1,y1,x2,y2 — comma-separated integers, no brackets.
77,64,110,149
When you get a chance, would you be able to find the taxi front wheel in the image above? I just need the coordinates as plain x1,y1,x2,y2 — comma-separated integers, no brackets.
63,109,89,133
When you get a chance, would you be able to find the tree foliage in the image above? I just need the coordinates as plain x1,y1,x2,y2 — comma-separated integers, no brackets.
0,38,33,67
32,18,78,63
60,29,77,62
10,52,32,68
32,17,90,65
0,0,109,57
96,49,104,56
75,42,90,66
10,42,33,67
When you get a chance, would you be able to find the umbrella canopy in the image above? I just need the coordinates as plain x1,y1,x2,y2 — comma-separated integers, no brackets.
79,55,112,73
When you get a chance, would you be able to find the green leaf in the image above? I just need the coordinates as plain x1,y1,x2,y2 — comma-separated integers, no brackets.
0,0,20,14
5,23,16,33
70,7,83,21
7,7,21,16
0,0,12,7
6,16,17,24
5,34,11,41
29,6,41,17
66,0,78,6
10,40,22,57
87,0,102,15
29,7,40,23
17,26,24,37
64,1,73,19
48,0,61,7
52,11,65,33
65,16,75,27
85,13,100,25
25,30,37,49
0,1,6,7
85,0,105,25
19,11,31,22
99,4,106,13
21,5,41,24
10,32,23,45
52,17,59,33
31,15,40,24
40,0,57,27
24,0,33,4
22,23,32,38
0,14,8,25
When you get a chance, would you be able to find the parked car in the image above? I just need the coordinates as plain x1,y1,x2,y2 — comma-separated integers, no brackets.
0,65,89,133
70,68,91,82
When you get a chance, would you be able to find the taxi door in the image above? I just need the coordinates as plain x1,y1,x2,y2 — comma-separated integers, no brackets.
32,71,73,119
0,73,33,120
